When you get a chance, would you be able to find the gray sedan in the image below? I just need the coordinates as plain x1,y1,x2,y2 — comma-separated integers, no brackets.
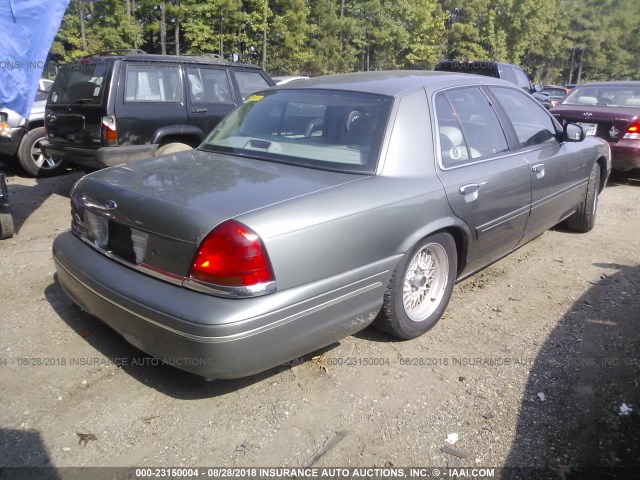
52,71,611,379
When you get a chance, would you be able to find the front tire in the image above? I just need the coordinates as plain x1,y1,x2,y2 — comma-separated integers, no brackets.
0,208,14,239
374,232,457,339
17,127,68,177
566,162,600,233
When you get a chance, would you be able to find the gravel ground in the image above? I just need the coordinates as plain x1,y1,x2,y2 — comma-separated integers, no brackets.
0,161,639,480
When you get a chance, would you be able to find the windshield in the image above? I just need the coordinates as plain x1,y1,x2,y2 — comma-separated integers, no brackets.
49,61,111,105
200,89,392,174
562,85,640,107
543,88,567,97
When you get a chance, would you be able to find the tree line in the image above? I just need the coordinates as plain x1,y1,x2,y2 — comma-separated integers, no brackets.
49,0,640,84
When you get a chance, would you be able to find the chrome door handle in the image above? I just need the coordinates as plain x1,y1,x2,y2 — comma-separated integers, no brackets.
459,183,480,195
192,108,208,113
532,163,545,178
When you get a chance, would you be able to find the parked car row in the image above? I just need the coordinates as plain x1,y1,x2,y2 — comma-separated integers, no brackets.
1,52,627,380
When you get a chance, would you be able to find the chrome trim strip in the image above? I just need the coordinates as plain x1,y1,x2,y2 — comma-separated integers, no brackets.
530,179,588,211
184,277,277,298
76,233,184,286
76,230,277,297
476,206,530,236
56,256,383,344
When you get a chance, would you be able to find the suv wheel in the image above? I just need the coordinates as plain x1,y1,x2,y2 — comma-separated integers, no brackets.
18,127,68,177
154,142,193,156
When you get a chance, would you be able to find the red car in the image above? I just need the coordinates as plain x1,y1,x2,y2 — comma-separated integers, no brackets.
551,81,640,171
542,84,570,108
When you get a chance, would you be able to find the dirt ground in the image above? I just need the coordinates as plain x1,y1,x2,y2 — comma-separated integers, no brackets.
0,160,639,479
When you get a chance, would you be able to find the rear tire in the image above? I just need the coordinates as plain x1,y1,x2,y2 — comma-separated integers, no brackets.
154,142,193,156
0,208,14,239
17,127,68,177
373,232,457,339
566,162,600,233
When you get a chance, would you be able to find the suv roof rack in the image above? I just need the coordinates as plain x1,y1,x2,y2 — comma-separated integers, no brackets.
82,49,147,59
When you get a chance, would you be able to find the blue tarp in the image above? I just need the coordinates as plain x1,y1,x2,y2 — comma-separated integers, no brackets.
0,0,70,119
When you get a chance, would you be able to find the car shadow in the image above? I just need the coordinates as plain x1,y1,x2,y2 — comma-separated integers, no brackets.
0,159,82,235
503,263,640,479
44,278,339,399
608,169,640,187
0,428,59,478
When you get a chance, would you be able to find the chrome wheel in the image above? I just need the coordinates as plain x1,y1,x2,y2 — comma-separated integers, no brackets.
30,136,61,170
402,243,449,322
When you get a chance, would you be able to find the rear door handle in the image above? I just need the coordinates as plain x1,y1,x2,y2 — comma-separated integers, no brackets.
459,183,479,195
459,183,480,202
532,163,545,178
192,108,208,113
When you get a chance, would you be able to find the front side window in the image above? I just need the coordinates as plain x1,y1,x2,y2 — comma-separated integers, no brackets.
233,71,271,100
200,89,391,174
513,68,531,91
490,87,557,148
436,87,509,166
125,65,182,103
49,62,110,105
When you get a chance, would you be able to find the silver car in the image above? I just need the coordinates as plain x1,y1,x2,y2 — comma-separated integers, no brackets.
53,71,611,379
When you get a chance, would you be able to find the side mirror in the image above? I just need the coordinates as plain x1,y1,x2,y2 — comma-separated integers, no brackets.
533,84,544,92
564,123,585,142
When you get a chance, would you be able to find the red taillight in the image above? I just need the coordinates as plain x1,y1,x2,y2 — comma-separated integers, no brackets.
101,115,117,146
624,122,640,139
189,220,274,287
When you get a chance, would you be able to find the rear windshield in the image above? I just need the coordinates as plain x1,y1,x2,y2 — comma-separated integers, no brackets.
562,85,640,107
200,89,392,174
49,61,111,105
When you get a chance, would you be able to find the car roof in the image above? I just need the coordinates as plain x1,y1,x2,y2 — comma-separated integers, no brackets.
574,81,640,87
272,70,517,97
64,52,263,70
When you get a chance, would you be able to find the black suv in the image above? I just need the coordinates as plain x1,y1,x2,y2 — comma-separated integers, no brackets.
43,51,274,170
434,60,550,109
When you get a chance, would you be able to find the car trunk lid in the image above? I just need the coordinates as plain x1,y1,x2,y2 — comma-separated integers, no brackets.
70,149,365,277
552,105,640,143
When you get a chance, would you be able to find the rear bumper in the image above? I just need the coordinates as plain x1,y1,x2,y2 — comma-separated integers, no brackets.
609,140,640,171
52,231,385,378
41,142,158,169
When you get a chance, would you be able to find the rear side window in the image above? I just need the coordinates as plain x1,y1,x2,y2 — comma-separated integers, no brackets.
233,71,271,100
499,66,517,84
49,62,110,105
186,67,233,103
436,87,509,166
513,68,531,91
125,65,182,103
490,87,557,148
